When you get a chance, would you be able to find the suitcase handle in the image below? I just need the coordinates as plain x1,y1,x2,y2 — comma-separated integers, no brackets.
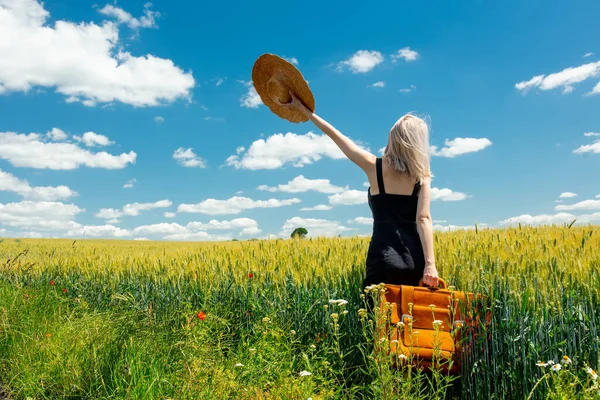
418,278,447,290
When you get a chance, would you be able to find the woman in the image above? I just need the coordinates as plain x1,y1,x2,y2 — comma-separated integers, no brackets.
279,92,439,290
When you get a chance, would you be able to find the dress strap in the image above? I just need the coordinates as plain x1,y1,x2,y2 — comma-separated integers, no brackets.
376,157,386,195
411,180,421,196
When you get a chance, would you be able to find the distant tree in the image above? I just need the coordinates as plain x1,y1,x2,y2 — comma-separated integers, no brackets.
291,227,308,239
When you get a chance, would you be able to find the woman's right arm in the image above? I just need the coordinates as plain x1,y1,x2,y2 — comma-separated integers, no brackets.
416,180,439,287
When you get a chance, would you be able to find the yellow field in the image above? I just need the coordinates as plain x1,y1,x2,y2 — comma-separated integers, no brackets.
0,226,599,399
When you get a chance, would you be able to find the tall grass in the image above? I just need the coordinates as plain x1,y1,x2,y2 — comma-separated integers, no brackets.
0,225,599,399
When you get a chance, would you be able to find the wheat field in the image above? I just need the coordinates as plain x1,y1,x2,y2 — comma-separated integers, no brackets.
0,225,599,399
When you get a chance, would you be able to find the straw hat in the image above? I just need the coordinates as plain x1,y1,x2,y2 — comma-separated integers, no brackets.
251,54,315,123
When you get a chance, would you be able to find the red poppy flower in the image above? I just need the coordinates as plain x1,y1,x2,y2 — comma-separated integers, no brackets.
62,288,67,294
49,280,55,286
197,311,206,320
248,273,253,279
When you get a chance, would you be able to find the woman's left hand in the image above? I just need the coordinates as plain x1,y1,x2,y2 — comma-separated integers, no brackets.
277,90,311,116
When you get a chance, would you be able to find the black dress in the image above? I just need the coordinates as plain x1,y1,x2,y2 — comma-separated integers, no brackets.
363,157,426,289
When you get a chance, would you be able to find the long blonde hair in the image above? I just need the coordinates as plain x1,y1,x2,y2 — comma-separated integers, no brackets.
382,114,431,184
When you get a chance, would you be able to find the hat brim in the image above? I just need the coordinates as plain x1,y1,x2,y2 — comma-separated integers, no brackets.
252,54,315,123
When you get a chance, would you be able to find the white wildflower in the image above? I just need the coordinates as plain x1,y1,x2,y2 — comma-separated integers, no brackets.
561,355,572,365
551,364,562,372
433,320,443,327
536,361,548,368
235,363,244,367
299,370,312,377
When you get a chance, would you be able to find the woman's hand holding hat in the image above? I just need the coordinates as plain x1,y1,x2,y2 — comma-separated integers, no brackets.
276,90,311,119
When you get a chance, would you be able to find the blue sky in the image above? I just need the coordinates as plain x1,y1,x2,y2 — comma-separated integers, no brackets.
0,0,599,240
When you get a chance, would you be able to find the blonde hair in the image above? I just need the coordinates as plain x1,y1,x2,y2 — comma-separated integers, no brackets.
382,113,432,184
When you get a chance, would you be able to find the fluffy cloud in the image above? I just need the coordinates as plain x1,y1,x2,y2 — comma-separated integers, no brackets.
280,217,354,238
0,169,77,201
0,201,83,231
559,192,578,198
133,218,260,238
239,81,262,108
338,50,384,73
96,199,172,219
368,81,385,88
173,147,206,168
399,85,417,93
164,212,176,218
226,132,367,170
283,56,299,65
0,0,194,106
154,116,165,123
124,178,136,189
66,224,131,238
431,188,468,201
348,217,373,225
573,140,600,154
162,232,232,241
98,3,159,30
515,61,600,95
73,132,113,147
300,205,332,211
432,224,474,231
392,47,419,62
328,190,366,205
258,175,346,194
555,199,600,211
0,131,136,170
178,196,301,215
499,212,600,226
430,138,493,158
46,128,67,141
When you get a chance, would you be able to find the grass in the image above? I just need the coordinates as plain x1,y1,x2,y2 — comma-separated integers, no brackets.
0,225,599,399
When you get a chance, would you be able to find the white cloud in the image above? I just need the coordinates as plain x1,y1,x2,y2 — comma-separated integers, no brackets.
164,212,176,218
154,116,165,123
96,199,172,219
280,217,354,238
0,201,83,231
363,181,370,188
187,218,260,236
433,224,474,231
178,196,301,215
392,47,419,62
226,131,368,170
430,138,493,158
0,169,77,201
515,61,600,95
559,192,578,198
498,212,600,226
431,188,468,201
378,147,386,155
338,50,384,73
258,175,346,194
46,128,67,141
584,53,594,58
555,199,600,211
73,131,113,147
328,190,366,205
163,232,232,241
584,132,600,137
133,222,187,236
134,237,149,241
0,131,135,170
133,218,259,239
368,81,385,88
173,147,206,168
300,205,332,211
215,78,224,86
98,3,159,30
399,85,417,93
0,0,194,107
283,56,299,65
239,81,262,108
66,224,131,238
107,218,120,224
124,178,136,189
348,217,373,225
573,140,600,154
